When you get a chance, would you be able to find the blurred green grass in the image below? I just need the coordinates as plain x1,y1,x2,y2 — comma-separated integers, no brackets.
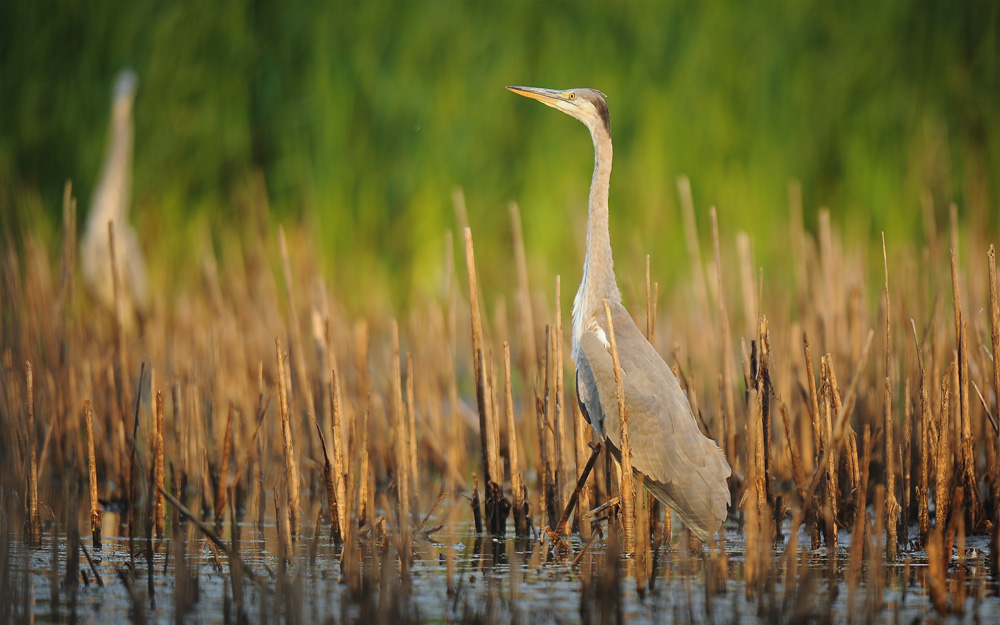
1,0,998,311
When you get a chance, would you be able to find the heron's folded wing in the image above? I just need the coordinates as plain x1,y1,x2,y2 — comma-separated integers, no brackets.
579,302,730,488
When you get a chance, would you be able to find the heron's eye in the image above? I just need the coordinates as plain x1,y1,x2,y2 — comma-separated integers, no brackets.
567,92,576,101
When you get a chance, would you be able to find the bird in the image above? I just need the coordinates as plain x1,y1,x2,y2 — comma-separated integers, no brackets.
80,69,149,324
507,86,731,542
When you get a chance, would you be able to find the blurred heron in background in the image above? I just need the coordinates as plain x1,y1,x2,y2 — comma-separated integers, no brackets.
81,69,149,324
507,86,731,542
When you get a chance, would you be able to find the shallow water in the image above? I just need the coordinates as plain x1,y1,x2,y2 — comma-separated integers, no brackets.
7,506,1000,625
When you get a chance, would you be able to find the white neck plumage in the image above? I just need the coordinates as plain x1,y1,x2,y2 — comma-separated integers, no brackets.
571,122,620,361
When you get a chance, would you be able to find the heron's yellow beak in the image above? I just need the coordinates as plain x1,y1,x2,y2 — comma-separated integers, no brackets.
506,86,571,107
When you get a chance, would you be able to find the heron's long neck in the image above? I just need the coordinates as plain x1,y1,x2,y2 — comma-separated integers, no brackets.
572,125,619,357
86,107,133,236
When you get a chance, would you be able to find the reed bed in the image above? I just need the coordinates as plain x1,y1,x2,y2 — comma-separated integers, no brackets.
1,180,1000,623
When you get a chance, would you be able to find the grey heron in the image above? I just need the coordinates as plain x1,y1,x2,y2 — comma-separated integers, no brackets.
81,69,149,322
507,86,731,542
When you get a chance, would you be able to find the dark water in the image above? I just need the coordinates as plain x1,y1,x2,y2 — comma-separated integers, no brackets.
7,507,1000,624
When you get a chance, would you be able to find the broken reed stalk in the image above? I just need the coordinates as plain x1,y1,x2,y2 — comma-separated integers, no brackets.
554,442,602,536
275,336,301,537
329,364,348,540
464,227,501,530
84,399,102,549
936,362,953,533
215,400,235,531
782,329,875,560
278,225,318,456
711,208,737,472
913,320,931,542
25,361,40,545
390,319,412,558
819,356,838,548
126,361,145,583
882,234,899,560
743,354,768,597
311,413,342,544
541,325,557,528
358,398,373,525
603,299,635,556
154,390,165,537
950,248,986,532
553,275,569,526
989,245,1000,576
645,255,664,546
406,354,419,522
503,343,530,536
847,425,872,614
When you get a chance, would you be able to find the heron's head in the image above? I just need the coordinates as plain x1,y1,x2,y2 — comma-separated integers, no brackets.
507,86,611,137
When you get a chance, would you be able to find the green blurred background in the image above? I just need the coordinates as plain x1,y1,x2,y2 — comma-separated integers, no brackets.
2,0,998,311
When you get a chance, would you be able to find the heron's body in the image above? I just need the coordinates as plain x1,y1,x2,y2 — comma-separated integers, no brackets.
508,86,731,541
81,70,149,321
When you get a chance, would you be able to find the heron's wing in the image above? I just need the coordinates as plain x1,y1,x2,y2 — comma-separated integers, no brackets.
577,301,731,538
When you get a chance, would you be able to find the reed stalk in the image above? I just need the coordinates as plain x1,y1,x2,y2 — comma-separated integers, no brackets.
603,299,635,556
84,399,102,550
275,336,301,537
23,362,40,546
882,235,899,559
711,208,738,472
503,343,530,536
154,390,165,537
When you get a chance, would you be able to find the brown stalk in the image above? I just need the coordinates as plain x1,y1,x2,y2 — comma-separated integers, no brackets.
803,332,822,476
950,248,986,531
84,399,102,550
390,320,413,555
882,234,899,559
902,377,912,545
278,225,317,459
711,208,737,472
464,228,499,505
645,256,664,546
535,327,552,528
847,424,872,611
329,361,347,538
358,398,372,525
743,379,765,597
503,343,530,536
819,356,838,548
214,400,235,531
553,276,569,521
151,390,166,538
310,413,342,544
603,299,635,556
936,361,954,532
406,353,419,522
912,319,931,542
24,361,40,545
781,329,874,560
275,336,301,537
988,245,1000,575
